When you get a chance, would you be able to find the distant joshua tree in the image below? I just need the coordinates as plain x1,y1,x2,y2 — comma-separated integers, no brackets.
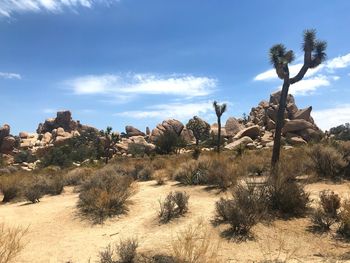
186,116,210,146
213,101,227,153
269,29,327,173
100,126,119,164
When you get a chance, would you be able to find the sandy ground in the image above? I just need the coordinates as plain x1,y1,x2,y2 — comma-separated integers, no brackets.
1,180,350,263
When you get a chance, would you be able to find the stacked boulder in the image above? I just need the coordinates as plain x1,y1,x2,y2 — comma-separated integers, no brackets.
0,124,16,155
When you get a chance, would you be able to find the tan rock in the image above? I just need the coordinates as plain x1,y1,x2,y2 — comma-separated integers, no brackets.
234,125,260,140
224,136,253,150
282,119,315,134
225,117,244,136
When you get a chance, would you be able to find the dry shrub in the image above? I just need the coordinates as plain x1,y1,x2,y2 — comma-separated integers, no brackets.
235,150,271,177
0,223,28,263
0,176,21,203
173,156,236,190
137,165,154,181
170,220,221,263
99,238,138,263
308,144,347,179
64,167,93,186
311,190,341,231
159,191,189,223
78,169,135,223
24,183,43,203
214,182,266,237
338,199,350,239
153,170,167,185
265,173,309,217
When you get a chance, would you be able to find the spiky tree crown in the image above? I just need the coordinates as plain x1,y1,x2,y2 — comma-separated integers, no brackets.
213,101,227,118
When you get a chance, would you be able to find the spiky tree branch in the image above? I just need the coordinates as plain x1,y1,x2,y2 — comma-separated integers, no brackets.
213,101,227,153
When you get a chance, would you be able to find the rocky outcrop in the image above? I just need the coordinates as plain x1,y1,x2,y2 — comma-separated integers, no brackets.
37,110,82,134
234,125,260,140
210,123,227,137
180,128,196,144
224,136,253,150
116,136,156,154
125,126,145,137
0,124,16,154
225,117,244,136
150,119,184,142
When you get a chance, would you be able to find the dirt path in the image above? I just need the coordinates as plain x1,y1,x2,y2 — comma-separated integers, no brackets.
1,181,350,262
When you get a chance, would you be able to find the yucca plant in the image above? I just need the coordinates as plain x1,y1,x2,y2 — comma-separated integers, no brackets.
213,101,227,153
270,29,327,174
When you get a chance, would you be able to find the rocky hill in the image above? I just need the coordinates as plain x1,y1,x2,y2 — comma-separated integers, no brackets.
0,91,323,169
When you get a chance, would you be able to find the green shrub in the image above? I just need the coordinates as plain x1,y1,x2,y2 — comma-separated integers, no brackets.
159,191,189,223
155,130,186,154
329,123,350,141
14,150,37,164
308,144,347,179
78,170,135,223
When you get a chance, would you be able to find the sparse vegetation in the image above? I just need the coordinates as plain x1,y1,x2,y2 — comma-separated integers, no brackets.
338,199,350,239
98,238,138,263
159,191,189,223
154,130,186,155
0,223,27,263
24,183,43,203
78,169,135,223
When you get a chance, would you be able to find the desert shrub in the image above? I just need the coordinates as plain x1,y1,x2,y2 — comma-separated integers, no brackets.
191,148,201,160
0,176,21,203
14,150,37,164
173,157,236,190
153,170,167,185
0,223,28,263
137,165,154,181
308,144,347,179
155,130,186,155
338,200,350,239
311,190,341,231
170,221,221,263
45,175,64,195
159,191,189,223
78,171,135,223
24,183,43,203
64,167,93,186
128,143,147,157
265,174,309,217
214,183,266,237
98,238,138,263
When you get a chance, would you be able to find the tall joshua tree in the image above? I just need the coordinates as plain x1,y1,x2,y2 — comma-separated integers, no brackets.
270,29,327,173
213,101,227,153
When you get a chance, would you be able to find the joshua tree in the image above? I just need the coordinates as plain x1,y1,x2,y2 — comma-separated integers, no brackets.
186,116,210,146
100,126,120,164
269,29,327,173
213,101,227,153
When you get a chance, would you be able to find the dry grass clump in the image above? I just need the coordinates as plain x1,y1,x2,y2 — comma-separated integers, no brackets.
99,238,139,263
173,156,237,190
159,191,189,223
170,220,221,263
214,182,267,238
0,223,28,263
78,169,136,223
0,176,21,203
63,167,94,186
24,183,43,203
153,170,167,185
338,199,350,239
311,190,341,231
308,144,347,179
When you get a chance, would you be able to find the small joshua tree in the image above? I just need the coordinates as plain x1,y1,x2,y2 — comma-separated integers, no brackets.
213,101,227,153
186,116,210,146
269,29,327,174
100,126,119,164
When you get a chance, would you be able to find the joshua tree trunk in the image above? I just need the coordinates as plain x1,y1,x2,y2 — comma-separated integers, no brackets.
271,76,290,170
217,117,221,153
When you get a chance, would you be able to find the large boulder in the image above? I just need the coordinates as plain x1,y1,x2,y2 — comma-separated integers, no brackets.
282,119,315,134
0,124,10,142
210,124,227,137
180,128,196,144
225,117,244,136
125,126,145,137
37,110,77,134
269,90,295,105
0,136,16,154
150,119,184,142
292,106,312,121
234,125,260,140
224,136,253,150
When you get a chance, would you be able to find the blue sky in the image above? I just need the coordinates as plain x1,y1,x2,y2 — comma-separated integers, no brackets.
1,0,350,135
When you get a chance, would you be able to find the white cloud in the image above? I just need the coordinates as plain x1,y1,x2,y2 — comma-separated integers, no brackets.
288,75,331,96
115,101,214,121
67,73,217,98
313,104,350,131
326,53,350,70
0,72,21,79
0,0,117,17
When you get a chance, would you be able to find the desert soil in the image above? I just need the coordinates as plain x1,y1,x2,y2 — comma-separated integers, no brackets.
1,181,350,263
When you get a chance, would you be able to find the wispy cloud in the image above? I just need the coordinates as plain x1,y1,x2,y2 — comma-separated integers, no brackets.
66,73,217,99
0,72,21,79
0,0,119,17
313,104,350,131
115,101,214,121
254,53,350,96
